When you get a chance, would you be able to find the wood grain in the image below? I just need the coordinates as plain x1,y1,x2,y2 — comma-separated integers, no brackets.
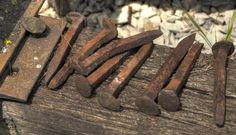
1,29,236,135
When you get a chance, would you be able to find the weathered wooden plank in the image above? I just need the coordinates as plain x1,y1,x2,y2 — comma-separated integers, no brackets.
2,29,236,135
0,120,10,135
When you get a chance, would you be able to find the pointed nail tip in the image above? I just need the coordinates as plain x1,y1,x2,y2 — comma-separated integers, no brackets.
48,84,56,90
151,30,163,38
179,33,196,44
47,79,58,90
104,18,116,30
159,30,163,35
190,33,196,39
155,29,163,34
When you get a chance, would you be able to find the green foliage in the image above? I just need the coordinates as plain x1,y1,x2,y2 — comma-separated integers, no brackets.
186,9,236,45
185,13,213,47
11,0,17,5
225,10,236,41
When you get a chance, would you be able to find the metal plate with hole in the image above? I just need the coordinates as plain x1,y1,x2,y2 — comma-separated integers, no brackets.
0,0,45,79
0,16,66,102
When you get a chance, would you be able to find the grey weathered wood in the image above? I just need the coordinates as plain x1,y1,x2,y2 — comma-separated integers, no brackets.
0,120,10,135
1,28,236,135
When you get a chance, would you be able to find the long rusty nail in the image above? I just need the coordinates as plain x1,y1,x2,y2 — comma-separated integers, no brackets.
42,12,85,85
135,33,196,116
211,40,234,127
48,61,74,89
48,18,118,89
97,43,154,111
75,52,131,97
158,42,203,112
73,17,118,62
75,30,163,76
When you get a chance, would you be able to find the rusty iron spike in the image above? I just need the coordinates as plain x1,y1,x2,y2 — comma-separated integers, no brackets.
74,30,163,76
42,12,85,86
48,18,118,89
48,61,74,89
97,43,154,111
22,17,47,35
73,17,118,62
211,40,234,127
135,33,196,116
158,42,203,112
75,51,131,98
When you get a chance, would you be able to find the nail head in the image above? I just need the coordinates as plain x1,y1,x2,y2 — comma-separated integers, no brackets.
135,96,161,116
158,89,180,112
212,40,235,57
75,75,92,98
97,90,121,111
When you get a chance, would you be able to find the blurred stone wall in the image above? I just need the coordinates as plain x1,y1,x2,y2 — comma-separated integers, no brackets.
33,0,236,55
48,0,236,17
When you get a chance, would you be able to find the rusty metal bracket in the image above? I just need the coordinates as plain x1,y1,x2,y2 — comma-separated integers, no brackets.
0,0,45,81
0,17,67,102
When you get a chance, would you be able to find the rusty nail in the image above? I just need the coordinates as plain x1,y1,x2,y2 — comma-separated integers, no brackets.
48,61,74,89
135,33,196,116
48,18,117,89
75,51,131,97
75,30,163,76
73,17,118,62
42,12,85,85
22,17,47,36
212,40,234,127
97,43,154,111
158,42,203,112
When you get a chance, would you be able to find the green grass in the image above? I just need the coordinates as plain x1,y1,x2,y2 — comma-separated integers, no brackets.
225,10,236,41
185,10,236,46
185,12,213,47
11,0,17,5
